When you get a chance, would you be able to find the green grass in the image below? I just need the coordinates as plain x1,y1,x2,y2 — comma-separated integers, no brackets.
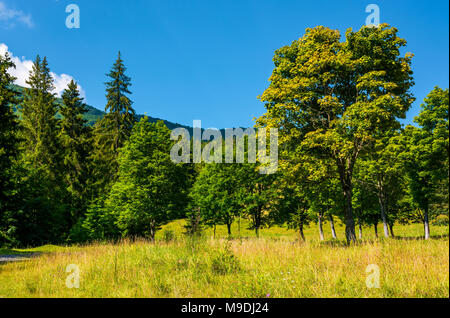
0,221,448,298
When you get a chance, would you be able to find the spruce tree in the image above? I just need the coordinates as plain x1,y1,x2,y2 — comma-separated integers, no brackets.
59,80,91,224
102,51,135,152
14,55,67,245
91,52,135,194
0,52,20,237
21,55,60,175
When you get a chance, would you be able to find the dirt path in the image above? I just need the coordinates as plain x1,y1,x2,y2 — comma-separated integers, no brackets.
0,254,36,263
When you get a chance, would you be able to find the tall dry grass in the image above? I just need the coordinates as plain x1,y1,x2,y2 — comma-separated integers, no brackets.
0,230,448,298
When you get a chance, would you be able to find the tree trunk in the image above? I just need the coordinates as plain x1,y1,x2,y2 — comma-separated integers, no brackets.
299,223,305,242
358,217,363,240
343,187,356,243
329,214,337,239
389,223,395,238
378,189,390,238
374,223,378,238
254,207,261,238
338,164,356,244
188,207,201,236
213,224,216,239
424,206,430,240
149,221,156,243
226,222,232,236
318,212,324,241
238,214,241,238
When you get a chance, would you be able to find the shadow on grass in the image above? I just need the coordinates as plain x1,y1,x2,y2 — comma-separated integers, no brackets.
317,240,351,248
391,234,449,241
298,234,449,248
219,235,450,248
0,248,43,265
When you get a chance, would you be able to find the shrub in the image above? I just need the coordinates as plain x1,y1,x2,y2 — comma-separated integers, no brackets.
211,243,240,275
82,200,120,241
162,229,176,243
432,214,449,226
67,219,89,244
0,230,15,248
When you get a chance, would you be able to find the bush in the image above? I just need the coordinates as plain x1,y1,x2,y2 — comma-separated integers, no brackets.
162,229,176,243
432,214,449,226
0,230,15,248
67,219,89,244
82,200,120,241
8,197,67,247
211,243,240,275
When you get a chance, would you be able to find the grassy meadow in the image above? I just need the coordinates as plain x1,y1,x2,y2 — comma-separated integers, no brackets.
0,220,448,298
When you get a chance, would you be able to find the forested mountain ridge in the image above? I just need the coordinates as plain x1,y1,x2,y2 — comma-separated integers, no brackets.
10,84,196,133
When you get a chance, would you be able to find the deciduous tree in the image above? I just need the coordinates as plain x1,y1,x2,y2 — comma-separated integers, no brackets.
257,24,414,243
107,119,188,241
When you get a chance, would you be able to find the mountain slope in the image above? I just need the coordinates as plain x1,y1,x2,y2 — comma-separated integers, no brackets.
11,84,196,133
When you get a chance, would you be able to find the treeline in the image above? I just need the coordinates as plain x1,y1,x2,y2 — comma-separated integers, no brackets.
0,24,448,247
0,50,191,246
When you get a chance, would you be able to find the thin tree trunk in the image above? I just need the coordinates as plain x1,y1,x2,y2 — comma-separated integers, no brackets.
255,207,261,238
389,223,395,238
226,222,232,236
424,206,430,240
343,187,356,243
358,217,363,240
149,222,155,243
213,224,216,240
329,214,337,239
318,212,324,241
299,223,305,242
374,223,378,238
378,189,390,238
238,214,241,238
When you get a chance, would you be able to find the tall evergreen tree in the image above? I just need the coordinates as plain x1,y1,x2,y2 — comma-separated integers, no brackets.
100,51,135,152
91,52,136,194
21,55,60,175
59,80,91,225
0,52,20,241
10,56,67,246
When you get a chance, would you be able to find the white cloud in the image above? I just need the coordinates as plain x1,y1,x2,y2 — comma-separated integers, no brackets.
0,43,85,98
0,1,34,28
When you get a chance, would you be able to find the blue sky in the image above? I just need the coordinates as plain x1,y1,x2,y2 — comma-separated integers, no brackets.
1,0,448,128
